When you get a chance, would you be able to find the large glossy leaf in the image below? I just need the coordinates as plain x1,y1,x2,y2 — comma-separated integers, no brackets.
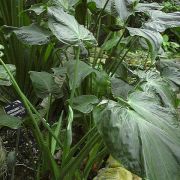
127,27,163,59
0,115,21,129
158,60,180,87
0,64,16,86
50,0,78,11
162,66,180,90
71,95,99,113
136,70,177,108
65,60,95,89
93,91,180,180
88,0,112,13
3,24,50,45
29,71,63,99
144,10,180,32
48,7,97,46
112,0,138,23
135,3,162,12
111,78,133,99
27,3,46,15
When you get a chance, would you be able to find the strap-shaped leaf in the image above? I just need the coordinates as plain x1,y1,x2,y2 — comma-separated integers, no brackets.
127,27,163,59
48,7,97,46
93,91,180,180
144,10,180,32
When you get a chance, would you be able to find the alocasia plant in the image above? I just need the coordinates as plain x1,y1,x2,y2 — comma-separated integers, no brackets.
0,0,180,179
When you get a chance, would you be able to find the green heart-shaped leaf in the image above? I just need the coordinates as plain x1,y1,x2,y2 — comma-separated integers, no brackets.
94,91,180,180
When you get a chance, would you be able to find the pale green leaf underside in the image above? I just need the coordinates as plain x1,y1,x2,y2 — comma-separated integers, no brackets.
127,27,163,59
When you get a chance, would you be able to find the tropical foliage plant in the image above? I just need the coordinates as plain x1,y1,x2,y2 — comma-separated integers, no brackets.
0,0,180,179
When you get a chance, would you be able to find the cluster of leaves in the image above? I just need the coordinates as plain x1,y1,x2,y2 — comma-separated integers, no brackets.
162,0,180,13
162,34,179,54
0,0,180,179
160,0,180,57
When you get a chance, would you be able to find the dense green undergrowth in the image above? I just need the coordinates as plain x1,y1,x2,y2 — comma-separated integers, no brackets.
0,0,180,179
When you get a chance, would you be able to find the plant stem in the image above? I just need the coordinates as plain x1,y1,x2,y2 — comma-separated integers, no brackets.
110,37,138,76
0,58,63,149
61,127,97,166
108,29,126,60
84,146,107,179
69,47,80,106
93,32,112,68
60,132,101,179
117,97,130,107
25,99,64,149
46,93,52,122
0,59,61,179
93,0,110,32
0,58,44,148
